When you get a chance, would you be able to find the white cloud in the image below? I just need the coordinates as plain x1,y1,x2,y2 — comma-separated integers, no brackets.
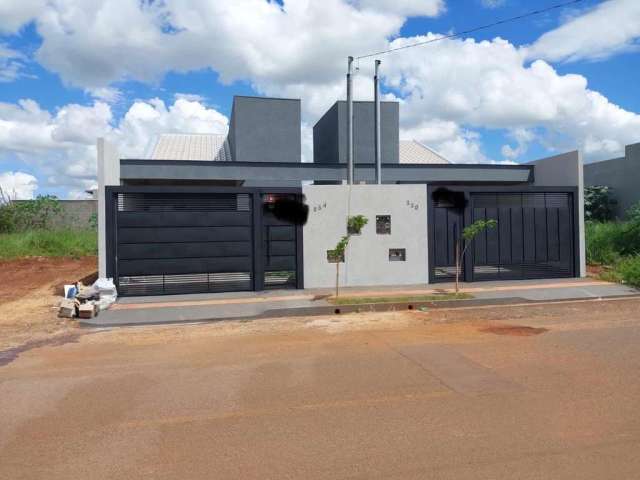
356,0,445,17
0,97,229,196
480,0,505,8
0,171,38,200
400,119,491,163
6,0,401,93
501,128,535,160
0,0,45,34
382,34,640,161
0,43,27,82
174,93,206,103
86,87,123,104
526,0,640,63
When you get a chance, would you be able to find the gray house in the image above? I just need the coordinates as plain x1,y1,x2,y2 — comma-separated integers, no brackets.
97,95,586,296
584,142,640,218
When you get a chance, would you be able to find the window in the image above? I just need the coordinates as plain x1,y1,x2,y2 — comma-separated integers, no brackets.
376,215,391,234
389,249,406,261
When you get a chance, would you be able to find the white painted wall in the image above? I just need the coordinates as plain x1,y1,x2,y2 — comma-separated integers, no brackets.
97,138,120,279
302,185,428,288
528,150,586,277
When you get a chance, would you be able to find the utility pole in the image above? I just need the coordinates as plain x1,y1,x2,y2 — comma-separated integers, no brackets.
346,56,354,185
374,59,382,184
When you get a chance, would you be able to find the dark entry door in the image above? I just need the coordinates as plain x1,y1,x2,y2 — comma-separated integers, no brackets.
431,205,464,281
262,193,300,289
114,191,254,296
470,192,575,280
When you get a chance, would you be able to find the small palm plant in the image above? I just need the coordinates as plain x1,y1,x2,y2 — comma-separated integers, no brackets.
455,219,498,293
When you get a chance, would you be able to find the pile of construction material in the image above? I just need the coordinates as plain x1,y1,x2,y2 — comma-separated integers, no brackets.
58,278,117,319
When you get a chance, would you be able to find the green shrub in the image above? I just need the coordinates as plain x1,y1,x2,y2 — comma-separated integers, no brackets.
0,195,63,233
586,220,640,265
615,255,640,287
585,221,623,265
626,201,640,223
0,229,97,259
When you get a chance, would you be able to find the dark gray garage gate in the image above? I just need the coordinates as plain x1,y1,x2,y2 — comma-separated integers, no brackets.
429,186,578,283
104,187,304,296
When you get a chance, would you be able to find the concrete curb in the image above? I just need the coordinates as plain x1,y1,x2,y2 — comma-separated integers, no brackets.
79,294,640,328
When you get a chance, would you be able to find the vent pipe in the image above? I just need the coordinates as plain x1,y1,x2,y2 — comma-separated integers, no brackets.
374,59,382,184
346,56,354,185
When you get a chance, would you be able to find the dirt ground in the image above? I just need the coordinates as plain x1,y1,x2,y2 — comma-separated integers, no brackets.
0,256,97,350
2,297,640,479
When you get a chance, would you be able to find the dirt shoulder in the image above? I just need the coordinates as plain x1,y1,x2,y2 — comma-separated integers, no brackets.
0,256,97,350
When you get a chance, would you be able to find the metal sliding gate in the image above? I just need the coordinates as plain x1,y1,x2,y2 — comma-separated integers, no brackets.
430,187,577,283
105,187,303,296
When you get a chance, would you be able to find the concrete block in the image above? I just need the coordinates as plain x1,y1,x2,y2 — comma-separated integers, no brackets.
58,299,77,318
78,302,98,319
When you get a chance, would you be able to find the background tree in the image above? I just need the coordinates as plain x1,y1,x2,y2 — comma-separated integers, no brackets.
584,185,617,222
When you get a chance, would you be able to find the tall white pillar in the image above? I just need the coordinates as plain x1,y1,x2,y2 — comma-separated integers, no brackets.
97,138,121,279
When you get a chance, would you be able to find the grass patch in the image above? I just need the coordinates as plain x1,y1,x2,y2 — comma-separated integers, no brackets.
604,255,640,288
0,229,97,259
330,292,473,305
586,220,640,289
586,221,640,265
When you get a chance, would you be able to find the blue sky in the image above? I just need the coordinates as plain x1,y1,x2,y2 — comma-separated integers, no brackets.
0,0,639,198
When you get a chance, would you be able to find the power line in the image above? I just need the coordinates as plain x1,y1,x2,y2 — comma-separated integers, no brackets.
355,0,588,60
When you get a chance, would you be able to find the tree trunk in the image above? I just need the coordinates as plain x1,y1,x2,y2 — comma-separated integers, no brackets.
455,239,460,294
335,262,340,298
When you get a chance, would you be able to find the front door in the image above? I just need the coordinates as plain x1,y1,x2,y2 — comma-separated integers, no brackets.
431,205,464,282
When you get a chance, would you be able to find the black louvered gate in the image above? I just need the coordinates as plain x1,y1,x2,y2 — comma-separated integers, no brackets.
430,187,578,283
263,193,300,289
105,187,303,296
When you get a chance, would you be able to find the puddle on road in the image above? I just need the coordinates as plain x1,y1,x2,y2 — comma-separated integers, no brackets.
479,325,548,336
0,332,84,367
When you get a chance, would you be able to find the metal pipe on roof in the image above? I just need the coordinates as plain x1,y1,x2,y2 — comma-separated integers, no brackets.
346,56,354,185
374,59,382,185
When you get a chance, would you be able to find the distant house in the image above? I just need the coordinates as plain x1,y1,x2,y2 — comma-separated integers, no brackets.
584,142,640,218
97,95,585,297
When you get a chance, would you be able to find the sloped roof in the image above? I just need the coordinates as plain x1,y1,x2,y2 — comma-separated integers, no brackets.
399,140,449,164
149,133,232,161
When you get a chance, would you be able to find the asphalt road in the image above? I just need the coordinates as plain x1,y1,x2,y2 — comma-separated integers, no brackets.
2,297,640,479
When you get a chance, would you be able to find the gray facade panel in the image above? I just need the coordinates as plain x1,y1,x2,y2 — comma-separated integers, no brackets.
229,96,301,163
120,160,534,184
302,185,428,288
584,143,640,218
313,100,399,165
312,102,340,168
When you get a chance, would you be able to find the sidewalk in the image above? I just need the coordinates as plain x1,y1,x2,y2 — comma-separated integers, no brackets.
84,278,639,327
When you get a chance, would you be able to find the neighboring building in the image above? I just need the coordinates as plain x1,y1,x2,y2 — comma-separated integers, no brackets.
97,95,585,297
150,133,232,162
399,140,449,164
584,142,640,218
